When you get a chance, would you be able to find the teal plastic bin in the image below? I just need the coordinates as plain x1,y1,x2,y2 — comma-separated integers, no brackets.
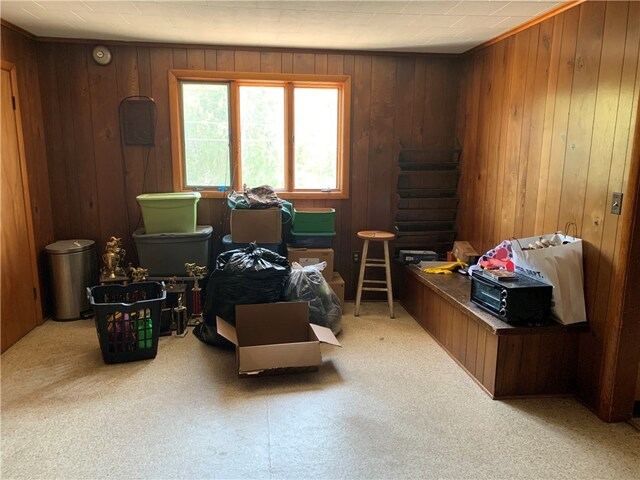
136,192,201,234
289,231,335,248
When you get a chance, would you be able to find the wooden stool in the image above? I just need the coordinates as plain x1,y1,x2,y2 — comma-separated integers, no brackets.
354,230,395,318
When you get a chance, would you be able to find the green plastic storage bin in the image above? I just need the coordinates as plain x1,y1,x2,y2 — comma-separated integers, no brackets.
292,208,335,234
136,192,201,234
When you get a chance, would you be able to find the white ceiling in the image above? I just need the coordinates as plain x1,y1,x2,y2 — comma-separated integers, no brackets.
0,0,566,54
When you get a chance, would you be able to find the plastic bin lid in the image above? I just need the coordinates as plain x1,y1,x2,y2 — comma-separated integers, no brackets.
293,207,336,213
136,192,201,201
46,239,95,254
132,225,213,238
290,231,336,236
221,234,279,246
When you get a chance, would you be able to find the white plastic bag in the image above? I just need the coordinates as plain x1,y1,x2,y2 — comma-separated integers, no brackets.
283,262,342,334
511,232,586,325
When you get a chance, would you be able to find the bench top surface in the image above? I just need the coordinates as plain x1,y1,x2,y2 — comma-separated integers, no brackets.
405,265,589,335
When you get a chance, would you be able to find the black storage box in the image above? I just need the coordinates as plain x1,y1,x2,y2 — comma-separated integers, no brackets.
398,249,438,264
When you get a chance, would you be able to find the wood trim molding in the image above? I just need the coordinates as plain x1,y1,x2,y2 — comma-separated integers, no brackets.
464,1,586,55
169,69,350,84
598,99,640,422
285,84,294,191
33,35,459,59
339,76,351,199
0,19,36,40
0,60,43,326
167,70,183,194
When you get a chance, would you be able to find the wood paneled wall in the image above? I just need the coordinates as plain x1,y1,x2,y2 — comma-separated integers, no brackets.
0,26,55,317
33,41,460,300
456,1,640,417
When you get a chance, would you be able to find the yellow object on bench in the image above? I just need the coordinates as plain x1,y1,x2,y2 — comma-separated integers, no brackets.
423,259,468,275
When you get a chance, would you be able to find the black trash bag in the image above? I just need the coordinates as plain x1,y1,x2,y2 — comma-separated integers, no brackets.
212,244,290,302
194,243,291,347
283,263,342,335
194,280,234,349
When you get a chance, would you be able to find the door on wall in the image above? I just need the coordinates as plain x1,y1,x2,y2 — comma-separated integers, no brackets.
1,61,41,353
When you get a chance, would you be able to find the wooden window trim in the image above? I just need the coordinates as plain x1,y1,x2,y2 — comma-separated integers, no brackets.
168,69,351,200
285,82,294,191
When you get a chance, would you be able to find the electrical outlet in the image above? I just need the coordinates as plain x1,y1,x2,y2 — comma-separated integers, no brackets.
353,251,360,263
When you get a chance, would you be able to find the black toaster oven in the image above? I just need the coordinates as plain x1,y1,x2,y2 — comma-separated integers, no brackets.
470,270,552,325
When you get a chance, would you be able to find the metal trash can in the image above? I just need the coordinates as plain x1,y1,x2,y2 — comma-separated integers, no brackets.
46,239,98,320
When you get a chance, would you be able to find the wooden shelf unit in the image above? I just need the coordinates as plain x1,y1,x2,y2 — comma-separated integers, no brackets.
394,148,461,256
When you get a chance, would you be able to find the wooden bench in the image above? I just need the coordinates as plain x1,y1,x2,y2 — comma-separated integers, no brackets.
400,265,588,399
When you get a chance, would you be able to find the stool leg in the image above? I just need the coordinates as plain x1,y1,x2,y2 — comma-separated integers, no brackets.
354,239,369,317
384,240,395,318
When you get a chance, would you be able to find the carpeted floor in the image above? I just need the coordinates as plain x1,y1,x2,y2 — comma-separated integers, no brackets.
2,302,639,479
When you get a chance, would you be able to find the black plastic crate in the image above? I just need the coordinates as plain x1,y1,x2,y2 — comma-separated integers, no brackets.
88,281,166,364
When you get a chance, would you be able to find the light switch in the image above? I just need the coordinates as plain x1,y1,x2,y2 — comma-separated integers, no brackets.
611,192,623,215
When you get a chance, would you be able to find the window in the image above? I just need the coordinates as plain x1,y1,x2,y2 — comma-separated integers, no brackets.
294,87,339,190
239,85,285,189
181,82,231,187
169,71,351,199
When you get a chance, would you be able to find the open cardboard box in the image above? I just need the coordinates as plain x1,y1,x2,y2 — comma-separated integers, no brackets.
216,302,341,377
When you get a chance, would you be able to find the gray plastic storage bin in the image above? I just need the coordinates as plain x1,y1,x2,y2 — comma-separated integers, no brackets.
133,225,213,276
